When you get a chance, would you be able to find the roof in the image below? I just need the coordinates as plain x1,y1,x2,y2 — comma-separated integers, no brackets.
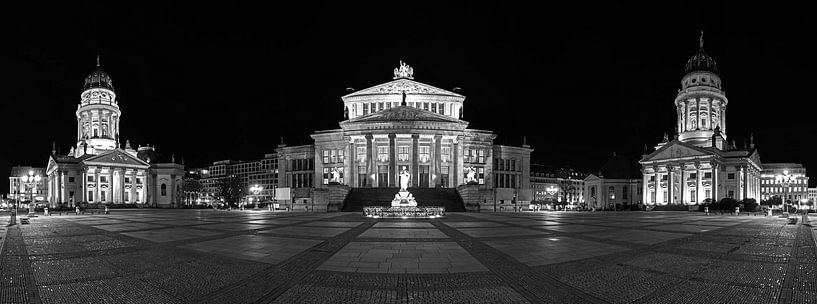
84,65,114,91
342,78,464,100
597,154,641,179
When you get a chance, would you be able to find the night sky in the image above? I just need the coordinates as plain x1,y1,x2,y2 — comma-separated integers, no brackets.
3,3,816,194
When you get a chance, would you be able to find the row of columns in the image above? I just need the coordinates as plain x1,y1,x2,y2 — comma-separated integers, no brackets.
81,168,145,204
677,98,726,133
77,110,119,140
345,133,462,188
644,162,717,205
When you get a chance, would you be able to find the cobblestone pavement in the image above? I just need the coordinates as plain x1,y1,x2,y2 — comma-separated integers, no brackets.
1,210,815,303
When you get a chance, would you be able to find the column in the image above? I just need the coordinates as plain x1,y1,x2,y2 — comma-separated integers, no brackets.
95,169,100,202
712,163,719,202
654,167,663,205
121,169,126,203
721,106,727,134
642,169,649,205
679,165,686,205
434,135,442,187
666,165,674,205
742,166,749,200
388,134,396,187
696,163,703,203
347,139,355,187
411,134,419,187
365,134,373,187
706,99,712,130
453,136,460,186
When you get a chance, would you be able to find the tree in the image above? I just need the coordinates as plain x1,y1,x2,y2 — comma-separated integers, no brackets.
181,178,204,206
215,175,244,207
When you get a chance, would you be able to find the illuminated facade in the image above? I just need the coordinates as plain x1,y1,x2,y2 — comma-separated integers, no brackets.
760,163,809,206
45,57,184,208
276,61,533,211
640,34,762,205
584,154,642,210
7,167,47,202
530,164,588,205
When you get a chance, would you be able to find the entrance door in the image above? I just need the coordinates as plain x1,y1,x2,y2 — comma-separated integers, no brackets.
358,174,368,187
378,166,389,188
419,166,429,188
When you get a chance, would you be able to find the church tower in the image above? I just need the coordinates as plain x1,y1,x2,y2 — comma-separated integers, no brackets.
74,56,121,157
675,32,728,149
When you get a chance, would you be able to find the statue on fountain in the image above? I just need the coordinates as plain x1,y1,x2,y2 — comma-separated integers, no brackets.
392,166,417,207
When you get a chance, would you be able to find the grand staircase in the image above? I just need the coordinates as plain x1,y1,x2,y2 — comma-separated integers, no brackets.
341,188,466,212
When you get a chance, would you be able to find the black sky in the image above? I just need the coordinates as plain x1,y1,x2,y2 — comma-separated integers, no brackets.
3,3,816,194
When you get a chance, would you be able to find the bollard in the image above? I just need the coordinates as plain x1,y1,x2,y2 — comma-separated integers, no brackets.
735,207,739,216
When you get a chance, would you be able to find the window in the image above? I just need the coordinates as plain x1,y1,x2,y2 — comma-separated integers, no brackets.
136,178,142,184
511,160,516,171
136,192,140,202
419,146,430,162
424,102,429,111
478,167,485,185
689,173,696,179
377,146,389,162
705,190,711,198
728,190,735,198
441,147,451,163
161,184,167,196
431,103,437,113
323,150,330,163
370,103,376,113
88,191,93,201
609,186,616,200
87,176,95,182
101,191,106,202
728,173,735,179
357,146,367,162
398,146,410,161
378,102,384,111
499,159,504,171
622,186,628,200
100,176,107,183
704,172,712,178
363,103,369,115
478,150,485,163
337,150,344,162
125,192,129,202
68,177,75,183
125,177,131,184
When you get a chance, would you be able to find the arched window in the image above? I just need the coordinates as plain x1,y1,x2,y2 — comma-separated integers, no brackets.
590,186,596,198
608,186,615,200
622,186,628,200
161,184,167,196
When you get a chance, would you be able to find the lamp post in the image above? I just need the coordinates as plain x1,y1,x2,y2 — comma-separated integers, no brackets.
250,184,262,209
775,170,794,218
21,171,42,216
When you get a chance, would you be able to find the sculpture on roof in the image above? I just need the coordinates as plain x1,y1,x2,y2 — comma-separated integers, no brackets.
393,60,414,79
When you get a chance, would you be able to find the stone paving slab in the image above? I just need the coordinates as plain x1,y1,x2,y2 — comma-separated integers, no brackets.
539,224,610,233
189,222,272,231
318,241,488,273
372,222,435,228
92,222,168,232
484,236,629,266
121,227,222,243
443,221,509,228
39,277,184,304
456,227,551,238
181,235,323,264
646,223,723,233
358,228,449,239
260,226,351,237
586,229,691,245
298,221,364,228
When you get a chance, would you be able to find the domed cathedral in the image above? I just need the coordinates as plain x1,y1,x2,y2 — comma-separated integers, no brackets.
640,33,762,207
276,61,534,212
45,57,185,208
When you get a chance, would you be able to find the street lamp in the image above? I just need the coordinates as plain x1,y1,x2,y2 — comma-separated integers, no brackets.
21,171,42,216
775,170,794,218
250,184,263,209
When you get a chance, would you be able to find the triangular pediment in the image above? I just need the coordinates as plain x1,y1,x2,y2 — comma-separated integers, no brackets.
584,174,601,181
345,105,464,124
641,140,714,162
342,78,464,99
83,149,150,168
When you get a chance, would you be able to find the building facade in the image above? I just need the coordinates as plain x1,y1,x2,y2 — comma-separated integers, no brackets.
640,35,762,206
530,164,588,207
197,153,279,205
585,154,642,210
760,163,810,208
8,166,48,202
44,57,184,208
274,61,533,211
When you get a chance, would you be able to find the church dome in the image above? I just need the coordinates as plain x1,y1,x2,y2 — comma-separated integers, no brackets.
683,33,718,75
83,57,114,91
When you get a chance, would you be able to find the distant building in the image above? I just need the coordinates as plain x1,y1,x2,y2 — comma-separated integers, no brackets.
640,34,762,206
44,57,184,208
8,166,48,202
760,163,810,208
530,164,589,206
585,154,642,210
809,188,816,204
198,153,279,205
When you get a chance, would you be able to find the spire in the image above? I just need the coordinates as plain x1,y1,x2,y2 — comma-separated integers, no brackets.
749,133,755,148
97,55,100,67
52,141,56,155
699,31,704,49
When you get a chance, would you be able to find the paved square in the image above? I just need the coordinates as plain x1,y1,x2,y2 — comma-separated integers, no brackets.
358,228,449,238
318,241,488,273
1,210,810,304
181,235,322,264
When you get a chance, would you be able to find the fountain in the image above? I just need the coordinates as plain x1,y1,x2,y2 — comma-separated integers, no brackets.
363,166,445,218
